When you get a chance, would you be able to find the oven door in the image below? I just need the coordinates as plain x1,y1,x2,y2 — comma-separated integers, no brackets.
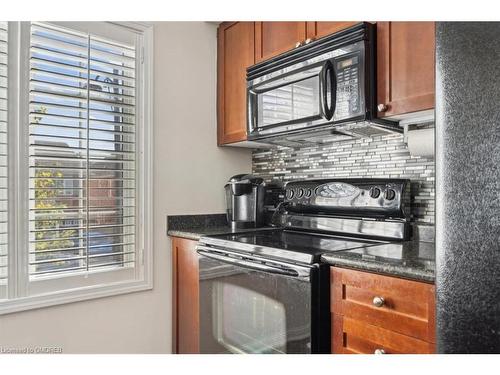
197,246,329,354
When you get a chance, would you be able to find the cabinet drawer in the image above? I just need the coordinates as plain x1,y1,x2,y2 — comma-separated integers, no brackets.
331,267,435,342
332,315,434,354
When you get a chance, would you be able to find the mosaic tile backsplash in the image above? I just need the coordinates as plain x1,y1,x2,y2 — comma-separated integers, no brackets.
252,133,435,224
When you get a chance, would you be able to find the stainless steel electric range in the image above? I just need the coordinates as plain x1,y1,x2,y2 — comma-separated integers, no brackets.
197,179,411,354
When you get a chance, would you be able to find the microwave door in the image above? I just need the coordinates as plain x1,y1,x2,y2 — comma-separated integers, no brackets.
248,62,335,136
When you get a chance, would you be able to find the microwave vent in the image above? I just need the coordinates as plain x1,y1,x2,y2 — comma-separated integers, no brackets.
344,123,399,138
256,121,403,148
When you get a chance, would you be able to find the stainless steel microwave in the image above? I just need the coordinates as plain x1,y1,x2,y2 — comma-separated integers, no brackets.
246,23,400,145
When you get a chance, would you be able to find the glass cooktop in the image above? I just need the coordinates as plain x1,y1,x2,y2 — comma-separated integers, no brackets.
200,229,387,265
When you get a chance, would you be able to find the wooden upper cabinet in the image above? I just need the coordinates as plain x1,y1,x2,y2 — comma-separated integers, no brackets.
255,22,307,63
217,21,435,145
376,22,435,118
255,22,359,63
217,22,255,145
306,22,358,40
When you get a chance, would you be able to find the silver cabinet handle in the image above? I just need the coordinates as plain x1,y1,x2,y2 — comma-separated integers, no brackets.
372,296,385,307
374,349,386,354
377,103,388,112
304,38,314,44
295,41,302,48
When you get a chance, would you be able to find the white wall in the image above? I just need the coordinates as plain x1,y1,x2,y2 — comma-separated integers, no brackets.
0,22,252,354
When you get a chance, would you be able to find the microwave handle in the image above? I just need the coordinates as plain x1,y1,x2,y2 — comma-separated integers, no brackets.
319,60,336,120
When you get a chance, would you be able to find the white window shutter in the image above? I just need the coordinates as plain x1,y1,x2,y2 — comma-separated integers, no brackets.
28,22,136,278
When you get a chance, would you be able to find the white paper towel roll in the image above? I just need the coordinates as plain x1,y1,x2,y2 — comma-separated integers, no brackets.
407,128,435,158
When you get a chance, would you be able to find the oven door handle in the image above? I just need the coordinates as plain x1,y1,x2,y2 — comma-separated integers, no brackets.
319,60,336,120
196,249,304,278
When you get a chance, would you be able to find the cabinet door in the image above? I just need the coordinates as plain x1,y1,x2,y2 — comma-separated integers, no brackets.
377,22,435,117
172,237,199,354
217,22,255,145
306,21,358,40
255,22,307,63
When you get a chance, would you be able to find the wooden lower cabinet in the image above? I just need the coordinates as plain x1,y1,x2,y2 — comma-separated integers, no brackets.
172,237,199,354
331,267,435,354
170,238,436,354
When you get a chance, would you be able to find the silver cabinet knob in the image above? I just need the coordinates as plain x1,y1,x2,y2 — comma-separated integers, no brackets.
372,296,385,307
295,41,302,48
374,349,386,354
377,103,388,112
304,38,314,45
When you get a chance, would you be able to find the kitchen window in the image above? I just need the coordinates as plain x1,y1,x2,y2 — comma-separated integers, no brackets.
0,21,153,314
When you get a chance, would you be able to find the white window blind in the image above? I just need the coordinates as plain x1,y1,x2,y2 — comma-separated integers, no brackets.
0,22,7,299
29,22,136,278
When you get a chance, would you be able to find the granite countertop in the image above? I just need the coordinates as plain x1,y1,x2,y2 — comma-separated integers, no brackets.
166,213,274,241
321,240,435,283
168,213,435,282
168,225,258,241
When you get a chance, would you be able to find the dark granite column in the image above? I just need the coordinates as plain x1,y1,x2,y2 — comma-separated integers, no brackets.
436,22,500,353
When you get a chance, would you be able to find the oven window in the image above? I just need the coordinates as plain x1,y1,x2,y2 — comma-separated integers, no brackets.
257,76,320,127
213,281,287,354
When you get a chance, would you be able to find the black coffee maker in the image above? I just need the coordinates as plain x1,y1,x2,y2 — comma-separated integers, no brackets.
225,174,282,230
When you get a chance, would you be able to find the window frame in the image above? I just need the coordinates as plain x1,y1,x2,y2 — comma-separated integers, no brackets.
0,21,153,315
0,21,9,300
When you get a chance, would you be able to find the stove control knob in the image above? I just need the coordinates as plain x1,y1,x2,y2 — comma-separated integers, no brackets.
296,188,304,198
286,189,294,200
384,189,396,201
304,189,312,198
370,187,381,199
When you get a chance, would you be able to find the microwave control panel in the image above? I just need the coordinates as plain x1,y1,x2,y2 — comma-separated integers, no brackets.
334,52,363,120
